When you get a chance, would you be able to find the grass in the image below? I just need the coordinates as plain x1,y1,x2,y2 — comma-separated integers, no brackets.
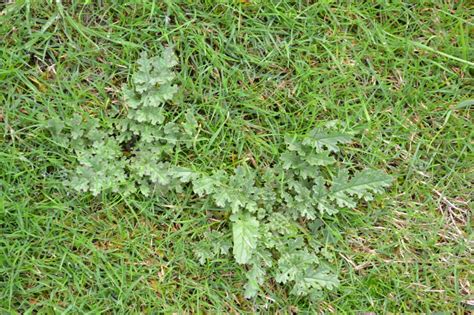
1,0,472,313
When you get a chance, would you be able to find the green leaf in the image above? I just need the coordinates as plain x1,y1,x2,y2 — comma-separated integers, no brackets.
244,262,265,299
163,122,181,145
194,231,231,265
122,86,142,109
134,52,154,93
345,169,393,201
284,135,306,155
302,128,352,152
69,139,129,196
149,162,172,185
182,111,198,136
170,166,196,183
283,181,319,220
305,151,336,166
280,151,303,170
162,46,178,68
306,268,339,290
275,249,319,284
267,212,299,235
192,170,227,197
127,107,165,125
291,267,339,296
158,83,178,101
329,169,392,207
69,114,84,140
132,48,178,94
230,213,260,264
47,118,65,136
280,151,320,179
330,169,357,208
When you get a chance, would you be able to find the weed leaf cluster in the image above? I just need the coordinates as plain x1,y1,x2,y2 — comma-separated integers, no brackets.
47,47,392,299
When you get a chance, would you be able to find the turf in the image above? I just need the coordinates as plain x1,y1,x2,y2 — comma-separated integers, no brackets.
0,1,472,313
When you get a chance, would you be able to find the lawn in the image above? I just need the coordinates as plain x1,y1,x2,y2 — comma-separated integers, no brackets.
0,1,472,313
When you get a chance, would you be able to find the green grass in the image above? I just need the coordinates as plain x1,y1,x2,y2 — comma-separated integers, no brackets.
1,0,472,313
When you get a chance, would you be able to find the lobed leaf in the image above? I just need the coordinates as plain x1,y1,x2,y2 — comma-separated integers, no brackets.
230,213,260,265
302,128,352,152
